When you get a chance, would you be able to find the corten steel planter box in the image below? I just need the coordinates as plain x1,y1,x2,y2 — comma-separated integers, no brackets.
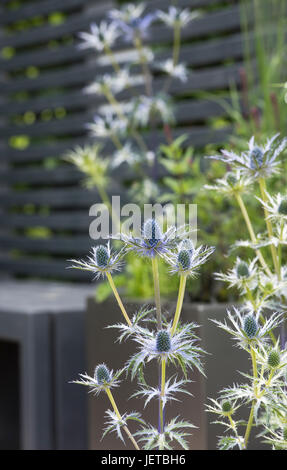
85,298,255,450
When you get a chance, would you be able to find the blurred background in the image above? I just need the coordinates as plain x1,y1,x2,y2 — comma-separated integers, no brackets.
0,0,286,450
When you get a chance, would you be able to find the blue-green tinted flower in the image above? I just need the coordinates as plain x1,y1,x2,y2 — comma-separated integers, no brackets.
243,315,258,339
69,242,125,279
71,365,123,395
209,134,287,179
168,242,214,277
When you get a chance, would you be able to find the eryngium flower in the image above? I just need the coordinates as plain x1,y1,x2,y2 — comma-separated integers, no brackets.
117,219,193,259
156,59,188,82
215,258,257,293
87,112,127,138
221,401,232,414
236,261,250,278
95,363,111,384
156,330,171,353
69,242,125,279
209,134,287,179
211,307,283,350
71,365,123,395
128,323,205,379
268,349,280,368
257,192,287,222
157,7,200,29
205,170,253,197
131,93,174,127
109,3,155,41
243,314,258,338
64,144,109,189
78,21,120,51
168,243,215,277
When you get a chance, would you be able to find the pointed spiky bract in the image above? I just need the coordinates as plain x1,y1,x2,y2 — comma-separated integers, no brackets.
243,315,258,339
177,249,191,271
95,364,111,384
95,245,109,268
156,330,171,353
249,147,264,170
236,261,250,278
267,350,280,369
143,219,162,248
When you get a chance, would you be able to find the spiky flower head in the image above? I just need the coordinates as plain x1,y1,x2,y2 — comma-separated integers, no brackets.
168,243,214,277
64,144,109,189
226,172,238,187
221,401,233,414
109,3,155,41
95,363,111,384
236,261,250,278
157,7,200,29
156,330,171,353
71,365,123,395
209,134,287,179
278,197,287,215
243,314,258,339
78,21,120,51
268,349,280,369
143,218,162,248
177,249,191,271
205,170,253,197
117,219,193,259
69,242,125,280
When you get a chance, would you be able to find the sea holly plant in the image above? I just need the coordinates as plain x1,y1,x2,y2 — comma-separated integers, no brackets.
206,134,287,449
70,218,214,449
64,2,202,302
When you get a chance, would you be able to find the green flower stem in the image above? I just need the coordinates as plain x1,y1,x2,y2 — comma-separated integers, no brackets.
172,23,181,67
227,413,244,450
133,34,152,97
235,193,272,277
104,44,121,74
106,272,132,326
171,275,187,335
258,177,280,277
151,257,162,330
105,387,140,450
278,220,284,279
160,357,166,433
103,87,149,154
244,346,257,448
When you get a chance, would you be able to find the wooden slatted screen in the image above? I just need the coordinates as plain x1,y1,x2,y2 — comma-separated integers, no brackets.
0,0,243,281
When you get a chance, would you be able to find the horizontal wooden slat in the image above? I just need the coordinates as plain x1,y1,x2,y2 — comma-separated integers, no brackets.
2,125,232,164
0,96,229,138
0,255,91,280
0,212,91,230
0,0,96,25
0,4,241,51
0,234,94,254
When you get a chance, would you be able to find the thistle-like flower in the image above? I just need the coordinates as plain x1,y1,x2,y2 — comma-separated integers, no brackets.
117,219,193,259
78,21,120,51
167,242,215,278
211,307,283,350
205,170,253,196
109,3,155,41
157,7,200,29
63,144,109,189
257,191,287,223
111,143,142,169
215,257,258,293
127,323,205,379
87,112,127,138
71,364,123,395
69,242,125,280
156,59,188,82
209,134,287,179
131,94,174,127
85,69,131,96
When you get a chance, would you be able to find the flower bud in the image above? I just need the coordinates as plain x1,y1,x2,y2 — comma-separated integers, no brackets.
95,245,109,267
236,261,250,278
143,219,162,247
243,315,258,339
156,330,171,353
249,147,264,169
278,198,287,216
268,349,280,368
177,249,191,271
226,172,237,187
221,401,232,414
95,364,111,384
